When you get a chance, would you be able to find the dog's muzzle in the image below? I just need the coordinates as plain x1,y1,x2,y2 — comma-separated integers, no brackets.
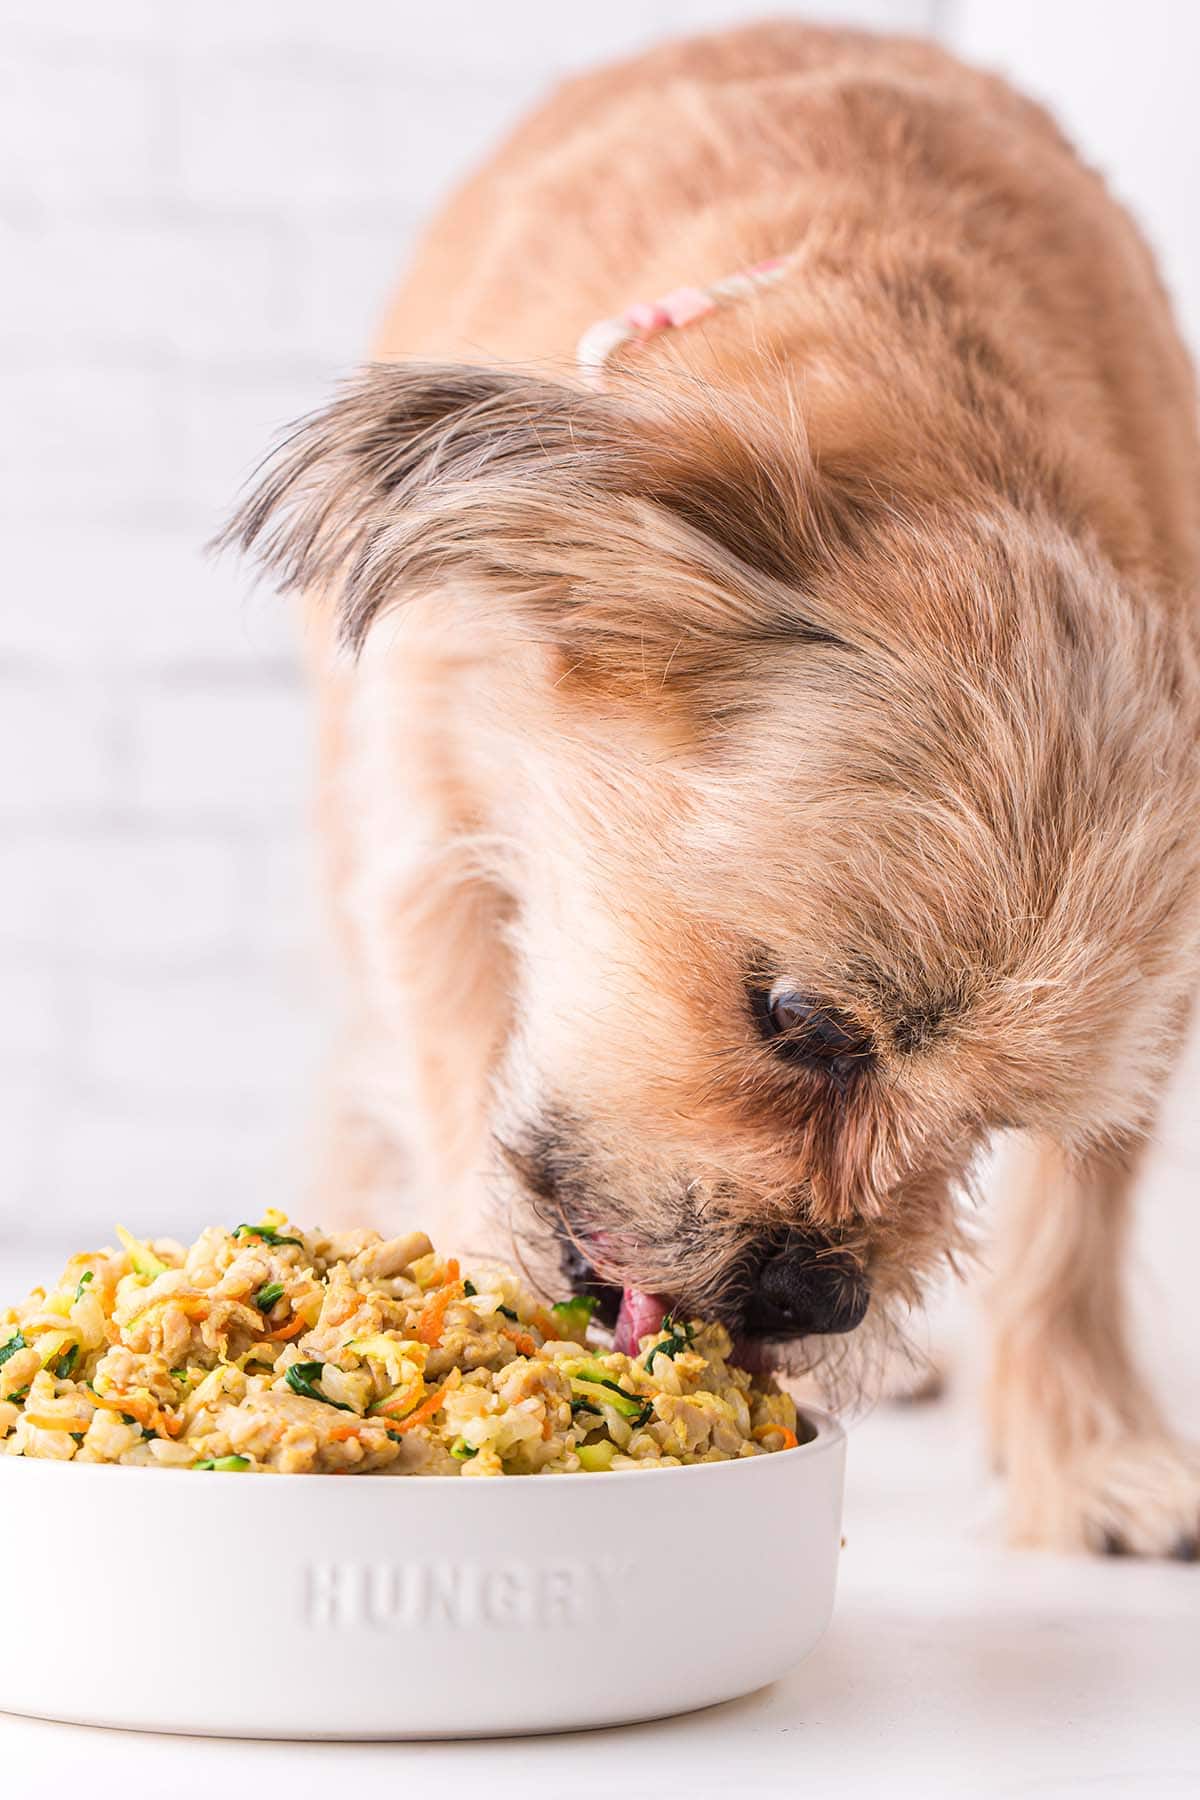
739,1228,870,1338
558,1220,870,1350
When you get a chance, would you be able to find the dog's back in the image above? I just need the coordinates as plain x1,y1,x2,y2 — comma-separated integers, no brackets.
375,20,1199,591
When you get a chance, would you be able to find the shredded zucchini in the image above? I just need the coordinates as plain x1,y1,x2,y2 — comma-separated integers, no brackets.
234,1223,302,1249
115,1225,167,1280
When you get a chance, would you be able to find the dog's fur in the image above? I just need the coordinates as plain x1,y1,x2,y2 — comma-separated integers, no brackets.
227,24,1200,1554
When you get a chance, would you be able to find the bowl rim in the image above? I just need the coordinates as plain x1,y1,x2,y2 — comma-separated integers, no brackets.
0,1403,843,1490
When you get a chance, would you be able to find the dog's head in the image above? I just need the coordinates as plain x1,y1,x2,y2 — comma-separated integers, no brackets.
225,362,1200,1378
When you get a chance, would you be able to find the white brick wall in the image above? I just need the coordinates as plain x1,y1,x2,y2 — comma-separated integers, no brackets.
131,682,311,820
2,0,1198,1297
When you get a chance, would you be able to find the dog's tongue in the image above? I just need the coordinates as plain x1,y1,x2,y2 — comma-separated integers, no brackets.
614,1287,668,1356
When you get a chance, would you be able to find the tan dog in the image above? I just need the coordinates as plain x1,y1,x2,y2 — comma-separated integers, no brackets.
226,23,1200,1555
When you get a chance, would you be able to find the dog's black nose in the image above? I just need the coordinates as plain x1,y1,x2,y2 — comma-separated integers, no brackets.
740,1229,870,1338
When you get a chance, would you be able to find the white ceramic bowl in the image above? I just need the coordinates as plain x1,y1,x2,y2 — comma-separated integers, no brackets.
0,1408,844,1739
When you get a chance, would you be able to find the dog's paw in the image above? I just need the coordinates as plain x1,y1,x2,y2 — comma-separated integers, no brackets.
1009,1434,1200,1559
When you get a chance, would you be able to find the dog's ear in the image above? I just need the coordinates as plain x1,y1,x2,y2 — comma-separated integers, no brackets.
220,362,842,697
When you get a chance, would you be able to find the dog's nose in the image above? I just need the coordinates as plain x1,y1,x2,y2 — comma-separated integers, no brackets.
740,1229,870,1337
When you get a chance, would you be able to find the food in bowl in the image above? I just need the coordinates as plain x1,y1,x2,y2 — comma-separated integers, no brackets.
0,1213,802,1476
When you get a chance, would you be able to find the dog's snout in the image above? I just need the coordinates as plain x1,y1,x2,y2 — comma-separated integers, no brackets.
740,1229,870,1338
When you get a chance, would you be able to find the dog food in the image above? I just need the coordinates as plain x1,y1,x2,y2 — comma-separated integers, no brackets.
0,1214,801,1475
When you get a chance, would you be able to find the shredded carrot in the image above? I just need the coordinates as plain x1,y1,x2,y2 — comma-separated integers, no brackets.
389,1372,459,1436
129,1293,210,1326
500,1325,538,1359
265,1313,306,1342
88,1390,154,1425
416,1277,464,1347
374,1382,423,1420
86,1388,182,1439
752,1422,799,1451
328,1419,380,1443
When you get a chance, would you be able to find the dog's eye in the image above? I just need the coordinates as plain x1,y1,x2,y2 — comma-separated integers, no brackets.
752,985,870,1080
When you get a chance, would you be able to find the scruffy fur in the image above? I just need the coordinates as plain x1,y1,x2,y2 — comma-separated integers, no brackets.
226,24,1200,1555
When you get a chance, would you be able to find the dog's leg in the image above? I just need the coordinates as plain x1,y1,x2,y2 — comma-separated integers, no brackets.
305,852,514,1255
303,625,515,1252
988,1133,1200,1557
303,1031,414,1234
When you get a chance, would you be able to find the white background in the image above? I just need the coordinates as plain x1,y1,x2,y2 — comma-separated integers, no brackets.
2,5,1198,1791
1,0,1198,1343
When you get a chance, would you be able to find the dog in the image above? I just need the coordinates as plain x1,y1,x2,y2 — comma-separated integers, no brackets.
225,22,1200,1556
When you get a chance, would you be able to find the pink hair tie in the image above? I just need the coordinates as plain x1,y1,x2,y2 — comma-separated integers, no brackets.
657,286,715,329
624,300,673,336
577,255,794,388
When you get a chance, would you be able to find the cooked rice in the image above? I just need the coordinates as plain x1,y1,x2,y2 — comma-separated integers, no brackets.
0,1213,801,1476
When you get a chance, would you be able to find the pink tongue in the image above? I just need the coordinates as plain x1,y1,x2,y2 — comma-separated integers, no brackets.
614,1287,668,1356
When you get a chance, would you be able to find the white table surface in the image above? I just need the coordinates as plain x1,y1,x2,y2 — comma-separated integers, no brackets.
2,1255,1197,1799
